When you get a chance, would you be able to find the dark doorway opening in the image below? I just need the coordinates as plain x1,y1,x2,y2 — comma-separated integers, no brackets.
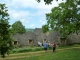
14,41,18,45
28,40,33,45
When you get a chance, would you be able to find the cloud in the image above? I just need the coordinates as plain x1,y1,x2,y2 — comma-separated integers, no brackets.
9,10,31,19
12,13,19,18
21,19,29,23
30,24,35,28
0,0,63,28
39,20,46,25
39,20,42,23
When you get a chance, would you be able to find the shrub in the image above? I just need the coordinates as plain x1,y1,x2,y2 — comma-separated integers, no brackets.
10,47,44,54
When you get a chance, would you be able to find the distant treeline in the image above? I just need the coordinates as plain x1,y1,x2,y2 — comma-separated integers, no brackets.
26,28,35,32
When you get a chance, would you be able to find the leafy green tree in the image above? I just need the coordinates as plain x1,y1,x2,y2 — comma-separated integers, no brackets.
11,21,26,34
0,4,13,58
42,0,80,38
36,0,64,4
42,25,49,33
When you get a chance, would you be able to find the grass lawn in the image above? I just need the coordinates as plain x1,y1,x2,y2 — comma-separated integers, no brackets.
13,48,80,60
0,45,80,60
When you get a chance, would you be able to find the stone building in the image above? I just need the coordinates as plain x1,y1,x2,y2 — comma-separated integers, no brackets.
12,28,80,47
12,28,47,46
46,31,61,44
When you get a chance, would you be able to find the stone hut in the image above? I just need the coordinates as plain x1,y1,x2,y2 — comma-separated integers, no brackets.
22,32,37,46
12,32,37,46
33,28,42,36
12,28,47,46
33,28,47,43
12,28,80,47
46,31,61,44
12,33,21,45
37,33,47,43
67,32,80,45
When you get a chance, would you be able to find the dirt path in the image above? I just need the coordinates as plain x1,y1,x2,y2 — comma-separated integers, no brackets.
0,46,80,60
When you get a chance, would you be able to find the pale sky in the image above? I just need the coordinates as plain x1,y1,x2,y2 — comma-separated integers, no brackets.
0,0,63,28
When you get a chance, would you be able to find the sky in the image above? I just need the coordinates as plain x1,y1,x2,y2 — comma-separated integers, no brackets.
0,0,63,29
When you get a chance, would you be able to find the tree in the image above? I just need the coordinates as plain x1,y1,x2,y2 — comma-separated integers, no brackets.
11,21,26,34
42,24,49,33
36,0,64,5
0,4,13,58
42,0,80,38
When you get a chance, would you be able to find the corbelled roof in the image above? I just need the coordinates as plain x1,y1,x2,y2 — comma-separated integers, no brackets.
33,28,42,36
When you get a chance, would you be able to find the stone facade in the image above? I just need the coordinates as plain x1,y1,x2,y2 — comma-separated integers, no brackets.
12,28,80,46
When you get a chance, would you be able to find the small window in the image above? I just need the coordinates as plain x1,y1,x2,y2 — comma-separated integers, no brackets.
14,41,18,45
29,40,33,44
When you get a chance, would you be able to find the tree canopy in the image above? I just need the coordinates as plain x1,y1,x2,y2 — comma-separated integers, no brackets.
11,21,26,34
42,24,49,33
0,4,13,58
36,0,64,4
42,0,80,38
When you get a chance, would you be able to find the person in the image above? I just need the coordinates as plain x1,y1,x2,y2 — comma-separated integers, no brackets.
53,42,56,52
48,41,50,50
43,41,48,51
38,42,42,47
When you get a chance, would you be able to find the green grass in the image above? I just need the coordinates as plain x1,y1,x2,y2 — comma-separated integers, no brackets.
9,48,80,60
10,47,44,54
10,44,80,54
57,44,80,49
0,44,80,60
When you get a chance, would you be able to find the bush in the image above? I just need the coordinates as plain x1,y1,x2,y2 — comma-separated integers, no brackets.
10,47,44,54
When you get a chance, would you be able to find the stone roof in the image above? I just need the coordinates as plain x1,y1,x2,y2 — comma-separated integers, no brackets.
12,28,80,46
36,33,47,42
33,28,42,36
46,31,61,44
12,32,37,46
67,32,80,44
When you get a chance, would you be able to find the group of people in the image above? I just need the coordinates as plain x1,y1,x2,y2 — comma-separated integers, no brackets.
43,41,56,52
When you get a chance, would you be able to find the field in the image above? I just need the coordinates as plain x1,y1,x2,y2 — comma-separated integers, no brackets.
0,44,80,60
